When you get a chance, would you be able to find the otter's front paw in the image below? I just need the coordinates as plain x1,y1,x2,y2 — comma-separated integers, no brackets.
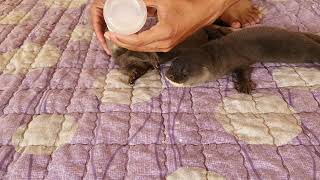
127,69,144,85
150,53,160,70
149,55,160,70
128,73,139,85
128,78,135,85
152,63,160,70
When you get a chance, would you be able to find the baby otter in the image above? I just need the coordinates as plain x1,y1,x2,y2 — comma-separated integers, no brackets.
165,26,320,93
106,25,231,84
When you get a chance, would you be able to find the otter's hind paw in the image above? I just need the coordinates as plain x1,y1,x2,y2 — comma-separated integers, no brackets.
236,80,256,94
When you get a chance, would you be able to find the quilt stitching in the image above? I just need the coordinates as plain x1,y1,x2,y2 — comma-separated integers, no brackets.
0,0,320,179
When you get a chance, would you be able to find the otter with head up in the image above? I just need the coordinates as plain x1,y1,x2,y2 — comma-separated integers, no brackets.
165,26,320,93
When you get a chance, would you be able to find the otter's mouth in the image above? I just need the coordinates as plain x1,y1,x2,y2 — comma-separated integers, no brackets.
164,72,194,87
165,75,186,87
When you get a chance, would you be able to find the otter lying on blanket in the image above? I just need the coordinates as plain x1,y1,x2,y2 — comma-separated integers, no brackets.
165,26,320,93
107,26,320,94
106,25,230,84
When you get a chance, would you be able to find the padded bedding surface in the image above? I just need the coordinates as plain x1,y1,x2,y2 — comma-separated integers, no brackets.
0,0,320,179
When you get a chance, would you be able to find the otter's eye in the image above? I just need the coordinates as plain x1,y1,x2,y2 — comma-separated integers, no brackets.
172,57,179,61
182,68,188,76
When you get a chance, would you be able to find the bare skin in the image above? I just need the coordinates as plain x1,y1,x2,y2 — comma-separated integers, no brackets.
90,0,158,54
91,0,262,54
220,0,262,28
90,0,110,54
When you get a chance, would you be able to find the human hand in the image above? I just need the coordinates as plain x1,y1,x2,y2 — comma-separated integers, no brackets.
91,0,158,55
105,0,238,52
90,0,111,54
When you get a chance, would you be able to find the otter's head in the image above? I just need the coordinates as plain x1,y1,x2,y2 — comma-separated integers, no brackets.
165,49,212,87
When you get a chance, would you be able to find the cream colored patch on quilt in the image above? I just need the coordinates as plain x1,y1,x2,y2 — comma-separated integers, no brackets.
294,67,320,87
12,114,78,155
0,51,16,71
272,67,306,87
215,93,301,146
102,88,132,105
102,69,163,104
43,0,71,8
19,11,36,26
272,67,320,88
4,43,41,74
1,43,59,74
0,10,26,24
258,6,268,16
167,167,225,180
70,25,93,42
69,0,89,8
44,0,87,8
93,88,104,99
93,75,107,89
104,69,132,89
31,44,61,69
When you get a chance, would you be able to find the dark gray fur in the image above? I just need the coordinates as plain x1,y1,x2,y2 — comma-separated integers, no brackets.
108,26,320,93
166,26,320,93
107,25,229,84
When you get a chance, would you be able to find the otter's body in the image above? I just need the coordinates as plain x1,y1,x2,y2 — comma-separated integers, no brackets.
107,26,320,93
166,27,320,93
107,25,229,84
204,27,320,75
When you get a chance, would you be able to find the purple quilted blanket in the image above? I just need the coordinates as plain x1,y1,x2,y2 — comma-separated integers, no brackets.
0,0,320,179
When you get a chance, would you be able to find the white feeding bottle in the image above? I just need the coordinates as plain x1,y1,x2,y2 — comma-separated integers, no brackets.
103,0,147,35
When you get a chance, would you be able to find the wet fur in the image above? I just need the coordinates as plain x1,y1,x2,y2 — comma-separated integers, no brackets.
166,26,320,93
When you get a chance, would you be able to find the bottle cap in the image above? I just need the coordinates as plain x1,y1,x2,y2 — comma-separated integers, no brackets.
103,0,147,35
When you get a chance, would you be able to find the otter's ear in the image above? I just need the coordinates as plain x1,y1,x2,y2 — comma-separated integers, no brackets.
173,48,189,58
173,47,188,55
203,25,234,40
